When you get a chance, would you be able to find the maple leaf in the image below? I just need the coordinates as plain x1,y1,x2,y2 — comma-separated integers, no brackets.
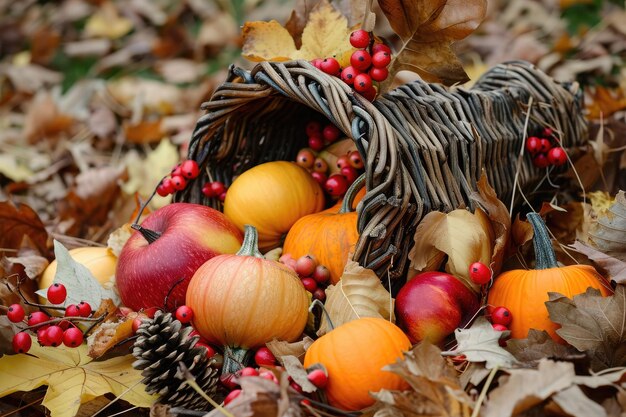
0,201,48,254
378,0,487,86
505,329,582,367
546,284,626,371
0,337,156,417
242,0,355,67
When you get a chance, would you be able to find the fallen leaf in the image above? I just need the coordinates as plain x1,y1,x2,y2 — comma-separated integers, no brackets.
87,314,137,359
281,355,317,393
0,337,156,417
552,385,608,417
378,0,487,86
505,329,582,367
107,223,133,257
266,336,314,365
85,2,134,40
443,317,517,369
546,285,626,371
6,252,49,280
318,260,394,336
571,241,626,284
123,119,164,144
587,86,626,120
242,0,355,67
511,213,534,248
155,59,206,84
409,208,493,292
0,201,48,254
588,191,626,262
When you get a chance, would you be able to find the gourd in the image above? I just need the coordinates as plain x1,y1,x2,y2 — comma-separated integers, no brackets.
487,212,612,341
186,225,309,373
40,246,116,291
303,317,411,411
223,161,325,252
283,175,363,284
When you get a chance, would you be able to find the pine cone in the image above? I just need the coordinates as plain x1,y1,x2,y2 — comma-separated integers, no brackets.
132,311,219,410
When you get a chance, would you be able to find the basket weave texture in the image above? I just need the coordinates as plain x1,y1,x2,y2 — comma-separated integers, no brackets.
175,59,587,287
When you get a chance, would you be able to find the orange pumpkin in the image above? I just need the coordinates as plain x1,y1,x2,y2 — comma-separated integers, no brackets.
224,161,325,252
186,225,309,373
283,176,364,284
488,213,612,341
303,317,411,411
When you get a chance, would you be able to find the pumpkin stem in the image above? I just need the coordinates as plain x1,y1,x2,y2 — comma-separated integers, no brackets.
339,173,366,214
236,225,264,258
131,223,161,244
222,346,252,375
527,213,558,269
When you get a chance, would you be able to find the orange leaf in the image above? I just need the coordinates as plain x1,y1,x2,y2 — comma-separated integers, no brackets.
586,86,626,120
123,119,164,144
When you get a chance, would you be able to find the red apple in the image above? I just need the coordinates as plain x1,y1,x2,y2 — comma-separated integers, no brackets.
395,271,480,344
116,203,243,311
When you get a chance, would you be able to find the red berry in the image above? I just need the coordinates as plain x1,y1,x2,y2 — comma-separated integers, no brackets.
46,325,64,347
348,151,364,169
7,304,25,323
12,332,32,353
322,124,341,143
295,255,317,277
239,367,259,377
353,73,373,93
301,399,312,406
37,327,51,346
362,85,378,101
65,304,81,318
336,155,351,170
78,301,92,317
161,178,176,194
175,305,194,324
533,153,550,168
219,191,227,202
305,120,321,137
369,66,389,82
341,66,359,85
254,347,277,367
63,327,84,347
28,311,50,327
144,307,160,318
47,283,67,305
171,175,187,191
325,174,348,197
312,265,330,284
58,319,71,330
132,317,144,333
171,164,182,177
310,58,323,70
492,323,508,332
210,181,226,196
539,138,552,153
320,58,340,76
312,288,326,302
307,369,328,388
372,43,391,54
542,127,553,137
313,157,329,173
196,341,217,358
156,183,169,197
284,258,298,272
202,182,216,197
259,371,279,383
308,135,324,152
469,262,491,285
220,373,239,390
310,171,327,186
340,166,359,184
301,277,318,293
180,160,200,179
372,51,391,68
349,29,370,48
525,136,541,154
290,381,304,393
224,389,242,405
547,147,567,166
296,149,316,169
350,50,372,71
491,306,512,327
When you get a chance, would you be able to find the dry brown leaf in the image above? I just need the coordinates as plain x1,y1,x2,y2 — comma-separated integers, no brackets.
242,0,355,67
553,385,608,417
571,241,626,284
281,355,317,393
587,86,626,120
318,260,394,336
512,213,534,248
123,119,165,144
266,336,314,365
87,314,137,359
408,208,493,292
378,0,486,86
84,2,133,40
588,191,626,262
505,329,581,367
6,253,49,280
23,92,74,143
0,201,48,254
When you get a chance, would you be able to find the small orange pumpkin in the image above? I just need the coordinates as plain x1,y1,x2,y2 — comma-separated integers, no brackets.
303,317,411,411
283,176,364,284
487,213,612,341
186,225,309,373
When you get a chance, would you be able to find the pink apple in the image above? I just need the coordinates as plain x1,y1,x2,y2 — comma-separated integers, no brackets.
395,271,480,344
116,203,243,311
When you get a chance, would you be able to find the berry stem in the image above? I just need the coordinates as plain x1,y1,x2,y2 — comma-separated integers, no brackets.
5,281,62,315
19,314,106,332
131,173,169,229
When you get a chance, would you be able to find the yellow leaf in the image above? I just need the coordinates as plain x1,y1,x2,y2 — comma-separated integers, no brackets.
0,337,156,417
85,2,133,40
242,0,355,67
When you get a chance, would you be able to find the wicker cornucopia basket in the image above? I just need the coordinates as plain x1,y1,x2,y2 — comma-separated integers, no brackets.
174,59,586,292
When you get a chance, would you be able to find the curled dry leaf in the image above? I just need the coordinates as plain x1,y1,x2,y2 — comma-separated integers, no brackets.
588,190,626,262
6,245,49,280
546,285,626,371
505,329,581,368
0,201,48,254
408,208,493,292
511,213,534,248
378,0,487,87
266,336,314,364
281,355,317,393
317,260,394,336
570,241,626,284
88,314,138,359
242,0,356,67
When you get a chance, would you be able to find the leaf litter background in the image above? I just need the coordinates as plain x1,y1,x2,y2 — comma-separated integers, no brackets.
0,0,625,416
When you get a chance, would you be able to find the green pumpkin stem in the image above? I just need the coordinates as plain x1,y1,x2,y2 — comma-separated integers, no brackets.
236,225,264,258
527,212,558,269
222,346,252,375
339,173,366,214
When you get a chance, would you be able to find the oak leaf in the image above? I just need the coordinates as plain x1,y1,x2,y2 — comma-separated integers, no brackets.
242,0,355,67
0,337,156,417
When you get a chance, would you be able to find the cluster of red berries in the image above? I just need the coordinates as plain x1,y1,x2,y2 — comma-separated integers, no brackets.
156,160,201,197
526,128,568,168
311,29,392,101
7,283,91,354
201,181,228,202
488,306,513,345
279,254,330,302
